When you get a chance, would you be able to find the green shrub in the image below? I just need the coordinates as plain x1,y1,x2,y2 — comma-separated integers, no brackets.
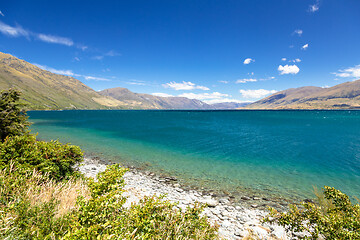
0,167,76,239
0,134,83,180
65,164,218,240
0,89,30,141
264,186,360,239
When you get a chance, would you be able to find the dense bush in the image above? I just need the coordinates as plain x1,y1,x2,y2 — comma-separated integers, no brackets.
0,134,83,180
0,167,81,239
0,89,29,141
265,186,360,239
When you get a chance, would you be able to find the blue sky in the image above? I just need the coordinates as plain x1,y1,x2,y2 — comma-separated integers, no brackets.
1,0,360,103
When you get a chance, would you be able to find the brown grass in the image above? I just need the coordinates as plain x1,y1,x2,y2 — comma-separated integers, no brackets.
2,167,90,218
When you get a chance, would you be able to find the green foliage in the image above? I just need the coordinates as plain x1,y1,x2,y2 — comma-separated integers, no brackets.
0,88,30,141
65,164,218,240
0,134,83,180
0,167,73,239
264,186,360,239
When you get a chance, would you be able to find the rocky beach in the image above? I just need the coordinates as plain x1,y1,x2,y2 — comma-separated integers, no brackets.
78,157,291,240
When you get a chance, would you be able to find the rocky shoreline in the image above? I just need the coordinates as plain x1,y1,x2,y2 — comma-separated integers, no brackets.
78,157,291,239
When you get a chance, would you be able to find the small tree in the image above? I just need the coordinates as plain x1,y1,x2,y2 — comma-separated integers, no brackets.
0,89,30,141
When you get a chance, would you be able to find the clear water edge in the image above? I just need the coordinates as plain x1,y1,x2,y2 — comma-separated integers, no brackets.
28,110,360,207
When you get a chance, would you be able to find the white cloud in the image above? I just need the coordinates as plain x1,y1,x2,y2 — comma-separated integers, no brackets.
92,50,121,60
259,76,276,81
293,29,303,36
332,65,360,79
204,98,248,104
33,63,75,76
281,58,287,61
0,21,28,37
289,58,301,63
152,93,174,97
0,21,77,48
37,33,73,46
236,78,257,84
178,92,243,104
74,57,80,62
179,92,229,100
243,58,255,65
239,89,277,99
309,0,320,12
219,80,229,84
34,63,110,81
126,80,146,85
0,10,4,17
105,50,121,57
278,64,300,75
77,44,88,51
84,76,110,81
301,44,309,50
163,81,209,91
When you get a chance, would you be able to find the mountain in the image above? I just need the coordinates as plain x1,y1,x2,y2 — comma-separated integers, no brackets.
245,80,360,109
0,52,123,110
0,52,241,110
99,87,212,109
210,102,251,109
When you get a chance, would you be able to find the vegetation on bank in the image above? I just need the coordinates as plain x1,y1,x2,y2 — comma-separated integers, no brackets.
265,187,360,239
0,89,218,239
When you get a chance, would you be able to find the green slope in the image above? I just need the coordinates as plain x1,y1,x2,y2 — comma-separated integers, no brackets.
0,52,123,110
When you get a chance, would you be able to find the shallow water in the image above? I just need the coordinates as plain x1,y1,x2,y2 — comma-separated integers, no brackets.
28,110,360,202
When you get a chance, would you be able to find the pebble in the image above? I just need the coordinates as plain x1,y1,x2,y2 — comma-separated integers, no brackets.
78,157,291,240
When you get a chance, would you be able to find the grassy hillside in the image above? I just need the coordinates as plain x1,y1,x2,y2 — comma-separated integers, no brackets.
245,80,360,109
0,52,123,110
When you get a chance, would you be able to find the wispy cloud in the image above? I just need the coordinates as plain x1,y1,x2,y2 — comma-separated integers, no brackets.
219,80,229,84
0,10,4,17
92,50,121,60
126,80,146,85
33,63,75,76
0,21,77,47
154,92,245,104
278,64,300,75
332,65,360,79
308,0,320,12
152,93,173,97
236,78,257,84
281,58,287,61
179,92,228,100
293,29,303,36
37,33,73,46
84,76,110,81
0,21,29,37
34,63,110,81
178,92,245,104
239,89,277,99
301,44,309,50
163,81,209,91
243,58,255,65
289,58,301,63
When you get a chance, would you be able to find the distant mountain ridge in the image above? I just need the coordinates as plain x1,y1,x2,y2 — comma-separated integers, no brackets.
0,52,243,110
98,87,212,109
245,80,360,109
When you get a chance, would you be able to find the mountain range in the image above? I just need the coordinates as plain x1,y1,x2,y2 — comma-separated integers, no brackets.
0,52,244,110
245,81,360,109
1,51,360,110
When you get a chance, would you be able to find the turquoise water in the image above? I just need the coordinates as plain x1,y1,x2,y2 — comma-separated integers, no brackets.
28,110,360,202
